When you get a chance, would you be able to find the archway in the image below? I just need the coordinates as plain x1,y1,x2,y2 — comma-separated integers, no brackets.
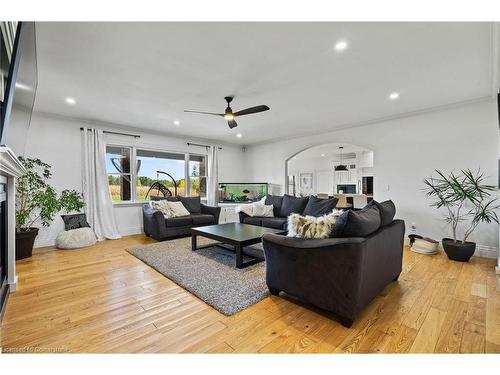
285,142,374,208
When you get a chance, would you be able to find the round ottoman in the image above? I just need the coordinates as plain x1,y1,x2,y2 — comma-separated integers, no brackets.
56,227,97,249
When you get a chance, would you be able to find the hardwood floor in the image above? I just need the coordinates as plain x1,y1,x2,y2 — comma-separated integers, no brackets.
1,234,499,353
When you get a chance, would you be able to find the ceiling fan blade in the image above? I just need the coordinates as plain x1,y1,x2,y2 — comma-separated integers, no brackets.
227,119,238,129
233,105,270,117
184,110,224,116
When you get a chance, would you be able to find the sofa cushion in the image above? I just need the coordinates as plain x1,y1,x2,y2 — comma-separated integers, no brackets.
261,217,288,230
191,213,215,226
334,205,381,237
150,196,178,201
243,216,263,226
265,195,284,217
365,200,396,227
177,196,201,214
165,216,193,227
279,195,309,217
302,196,339,217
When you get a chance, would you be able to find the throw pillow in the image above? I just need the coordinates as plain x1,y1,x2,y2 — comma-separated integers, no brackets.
279,195,309,217
253,202,274,217
167,201,191,217
151,200,173,218
333,205,381,238
302,196,339,217
265,195,284,217
287,210,343,239
177,196,201,214
365,200,396,227
235,202,274,217
61,213,90,231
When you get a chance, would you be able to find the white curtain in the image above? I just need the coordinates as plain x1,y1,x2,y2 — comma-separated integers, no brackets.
82,128,121,241
207,146,219,206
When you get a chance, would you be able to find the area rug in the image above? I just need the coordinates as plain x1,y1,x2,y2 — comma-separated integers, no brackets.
127,237,269,315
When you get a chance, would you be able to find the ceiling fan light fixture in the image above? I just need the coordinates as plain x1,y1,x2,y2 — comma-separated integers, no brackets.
224,113,234,121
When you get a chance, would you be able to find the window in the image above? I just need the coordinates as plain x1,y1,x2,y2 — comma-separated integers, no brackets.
136,150,186,201
105,145,207,203
106,146,132,202
189,154,207,198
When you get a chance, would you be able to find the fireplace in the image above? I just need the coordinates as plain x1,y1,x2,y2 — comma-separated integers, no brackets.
0,175,7,318
0,146,26,321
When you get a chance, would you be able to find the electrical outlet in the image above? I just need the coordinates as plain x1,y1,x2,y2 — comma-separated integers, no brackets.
411,222,417,233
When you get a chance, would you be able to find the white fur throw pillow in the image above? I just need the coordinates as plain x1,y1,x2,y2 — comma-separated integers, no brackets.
287,210,343,239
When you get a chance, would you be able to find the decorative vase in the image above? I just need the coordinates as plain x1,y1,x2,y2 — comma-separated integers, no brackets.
15,227,39,260
442,238,476,262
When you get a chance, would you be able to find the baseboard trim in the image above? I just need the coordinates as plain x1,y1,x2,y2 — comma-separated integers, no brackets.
404,238,498,259
119,226,143,237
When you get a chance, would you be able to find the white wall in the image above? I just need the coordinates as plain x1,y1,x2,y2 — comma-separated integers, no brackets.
244,100,500,258
24,112,246,247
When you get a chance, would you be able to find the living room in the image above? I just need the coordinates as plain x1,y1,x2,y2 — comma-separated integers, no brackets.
0,1,499,372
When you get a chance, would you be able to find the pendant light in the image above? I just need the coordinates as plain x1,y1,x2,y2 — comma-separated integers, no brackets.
334,146,348,172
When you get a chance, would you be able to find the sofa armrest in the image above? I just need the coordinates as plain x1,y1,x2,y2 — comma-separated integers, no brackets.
238,211,250,223
142,204,168,240
201,203,221,224
262,233,366,320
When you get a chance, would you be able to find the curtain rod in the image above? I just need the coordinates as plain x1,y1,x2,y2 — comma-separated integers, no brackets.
80,128,141,139
187,142,222,150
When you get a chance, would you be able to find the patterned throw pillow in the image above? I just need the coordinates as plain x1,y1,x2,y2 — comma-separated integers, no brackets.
167,201,191,217
151,200,173,218
61,213,91,231
287,210,343,239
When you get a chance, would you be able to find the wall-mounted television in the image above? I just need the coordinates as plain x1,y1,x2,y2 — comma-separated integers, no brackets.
0,22,38,156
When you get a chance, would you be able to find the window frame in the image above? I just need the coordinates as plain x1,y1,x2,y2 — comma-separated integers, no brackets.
105,142,208,204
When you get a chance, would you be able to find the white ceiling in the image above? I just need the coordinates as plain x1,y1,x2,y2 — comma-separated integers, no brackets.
34,22,496,145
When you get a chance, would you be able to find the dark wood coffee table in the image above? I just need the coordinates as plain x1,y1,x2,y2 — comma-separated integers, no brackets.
191,223,286,269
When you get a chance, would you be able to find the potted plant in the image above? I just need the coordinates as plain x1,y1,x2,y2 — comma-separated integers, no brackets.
423,169,499,262
16,157,85,260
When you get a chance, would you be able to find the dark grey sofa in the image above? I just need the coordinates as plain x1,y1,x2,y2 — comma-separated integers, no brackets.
142,197,220,241
262,200,403,328
239,195,339,230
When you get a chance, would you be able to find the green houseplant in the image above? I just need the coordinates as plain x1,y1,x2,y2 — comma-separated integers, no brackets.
423,169,499,262
16,157,85,259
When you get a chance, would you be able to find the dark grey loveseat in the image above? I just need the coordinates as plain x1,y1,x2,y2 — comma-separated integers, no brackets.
142,197,221,241
262,200,404,328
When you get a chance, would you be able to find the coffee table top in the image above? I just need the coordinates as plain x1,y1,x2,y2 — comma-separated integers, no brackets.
192,223,285,242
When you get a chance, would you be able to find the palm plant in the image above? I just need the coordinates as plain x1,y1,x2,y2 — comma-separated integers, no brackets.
423,169,499,244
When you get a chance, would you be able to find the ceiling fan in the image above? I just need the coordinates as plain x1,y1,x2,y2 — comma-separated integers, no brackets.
184,96,270,129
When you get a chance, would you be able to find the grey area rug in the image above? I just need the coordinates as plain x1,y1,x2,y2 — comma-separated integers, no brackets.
127,237,269,315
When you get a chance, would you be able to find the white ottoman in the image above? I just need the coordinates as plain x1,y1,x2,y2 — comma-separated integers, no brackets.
56,227,97,249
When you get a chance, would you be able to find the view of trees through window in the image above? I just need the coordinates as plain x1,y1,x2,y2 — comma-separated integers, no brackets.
106,146,206,202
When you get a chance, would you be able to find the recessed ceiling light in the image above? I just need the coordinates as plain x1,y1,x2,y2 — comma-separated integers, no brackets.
321,153,326,157
236,133,242,138
334,40,348,52
65,97,76,105
389,92,400,100
173,120,180,126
